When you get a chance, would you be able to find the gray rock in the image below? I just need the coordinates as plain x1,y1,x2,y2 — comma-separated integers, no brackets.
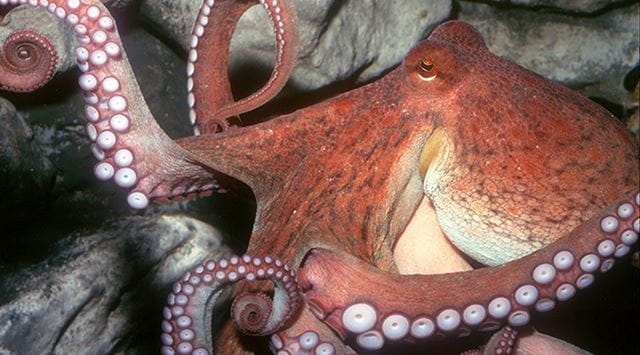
0,215,230,354
457,0,639,106
487,0,626,14
124,27,193,138
0,97,55,226
103,0,137,9
141,0,452,91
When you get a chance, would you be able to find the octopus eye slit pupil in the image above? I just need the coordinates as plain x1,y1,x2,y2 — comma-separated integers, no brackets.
420,59,434,72
417,58,437,81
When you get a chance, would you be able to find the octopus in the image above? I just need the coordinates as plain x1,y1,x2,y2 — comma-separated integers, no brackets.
0,0,638,354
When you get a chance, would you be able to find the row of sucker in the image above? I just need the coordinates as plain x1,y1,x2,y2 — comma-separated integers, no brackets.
185,0,213,135
270,330,337,355
0,0,222,209
0,0,151,208
336,193,639,351
187,0,290,134
161,254,303,355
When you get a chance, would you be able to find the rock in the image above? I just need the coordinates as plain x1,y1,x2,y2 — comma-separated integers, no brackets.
140,0,452,91
123,27,193,138
0,215,231,354
457,0,639,106
103,0,137,9
0,97,55,227
487,0,626,14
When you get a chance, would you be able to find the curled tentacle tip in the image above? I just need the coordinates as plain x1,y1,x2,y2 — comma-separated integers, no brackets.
0,30,57,92
231,292,273,335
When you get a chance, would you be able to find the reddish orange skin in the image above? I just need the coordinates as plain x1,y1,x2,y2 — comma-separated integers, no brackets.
401,22,638,264
178,21,638,353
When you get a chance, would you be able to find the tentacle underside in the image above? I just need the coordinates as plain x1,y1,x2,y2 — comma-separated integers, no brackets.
479,326,518,355
460,326,518,355
299,190,640,352
188,0,298,134
160,254,302,355
1,0,232,209
269,306,346,355
0,29,58,92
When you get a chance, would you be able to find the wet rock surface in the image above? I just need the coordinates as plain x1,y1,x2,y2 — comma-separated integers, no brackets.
140,0,452,91
458,0,639,106
0,215,230,354
487,0,629,13
0,98,54,227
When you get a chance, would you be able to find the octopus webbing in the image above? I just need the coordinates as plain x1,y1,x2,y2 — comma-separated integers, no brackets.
0,0,638,354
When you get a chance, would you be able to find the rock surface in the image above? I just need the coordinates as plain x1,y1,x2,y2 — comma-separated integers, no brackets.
140,0,452,91
458,0,639,105
0,97,54,227
488,0,627,13
0,215,230,354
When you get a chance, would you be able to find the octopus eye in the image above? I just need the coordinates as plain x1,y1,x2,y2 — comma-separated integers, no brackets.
417,58,437,81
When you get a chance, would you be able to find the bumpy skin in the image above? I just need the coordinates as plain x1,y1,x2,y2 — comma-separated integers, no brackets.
1,1,638,354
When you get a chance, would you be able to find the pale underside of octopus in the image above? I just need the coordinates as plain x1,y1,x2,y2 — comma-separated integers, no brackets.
0,0,638,354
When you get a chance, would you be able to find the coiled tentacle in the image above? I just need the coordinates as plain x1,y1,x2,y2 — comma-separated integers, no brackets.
0,30,57,92
160,254,302,355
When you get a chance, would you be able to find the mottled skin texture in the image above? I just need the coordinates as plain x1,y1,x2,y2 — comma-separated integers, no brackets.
0,1,638,354
181,21,638,354
404,24,638,265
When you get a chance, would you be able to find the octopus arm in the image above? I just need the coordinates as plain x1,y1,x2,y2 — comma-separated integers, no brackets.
299,190,639,352
0,30,57,92
0,0,237,208
188,0,299,134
